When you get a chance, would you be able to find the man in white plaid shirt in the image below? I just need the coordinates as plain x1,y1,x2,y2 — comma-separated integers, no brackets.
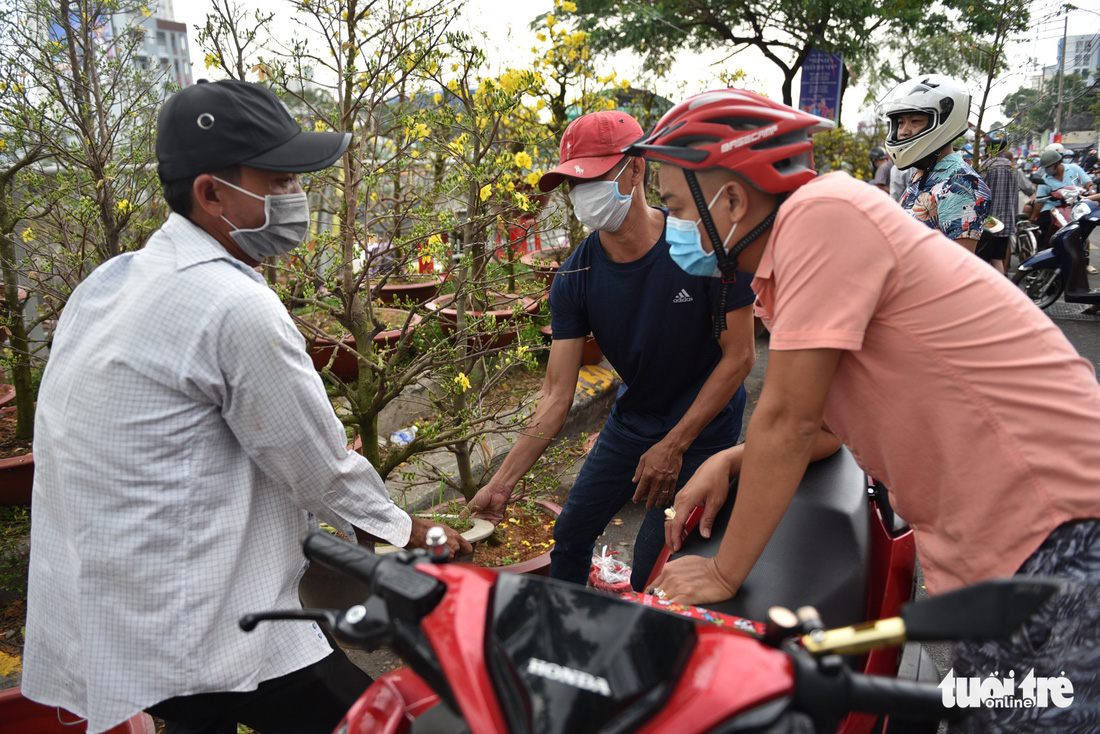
22,79,470,734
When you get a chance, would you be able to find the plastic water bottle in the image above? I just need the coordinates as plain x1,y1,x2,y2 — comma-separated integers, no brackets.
389,425,418,446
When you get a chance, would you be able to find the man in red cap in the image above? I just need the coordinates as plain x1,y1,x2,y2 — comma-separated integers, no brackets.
23,80,470,734
467,110,756,590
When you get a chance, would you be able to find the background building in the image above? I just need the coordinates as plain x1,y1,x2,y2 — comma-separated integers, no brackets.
111,3,192,90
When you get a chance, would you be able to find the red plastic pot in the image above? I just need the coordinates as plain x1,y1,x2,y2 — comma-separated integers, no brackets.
0,688,155,734
0,406,32,506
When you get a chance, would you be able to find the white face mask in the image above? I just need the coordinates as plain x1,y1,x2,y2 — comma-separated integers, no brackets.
214,176,311,260
568,160,633,232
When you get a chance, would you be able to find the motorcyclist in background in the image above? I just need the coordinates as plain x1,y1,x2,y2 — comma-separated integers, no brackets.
1031,148,1093,249
877,75,991,254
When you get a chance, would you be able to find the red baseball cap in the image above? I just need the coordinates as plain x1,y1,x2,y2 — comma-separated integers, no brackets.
538,110,644,192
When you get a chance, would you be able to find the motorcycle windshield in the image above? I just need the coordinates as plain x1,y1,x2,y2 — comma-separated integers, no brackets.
487,574,696,734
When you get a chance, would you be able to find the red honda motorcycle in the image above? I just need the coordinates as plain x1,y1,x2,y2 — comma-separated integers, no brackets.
645,447,926,733
243,528,1058,734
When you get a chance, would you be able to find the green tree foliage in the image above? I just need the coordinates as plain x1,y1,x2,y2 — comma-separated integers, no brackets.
571,0,930,106
0,0,166,439
1002,73,1097,135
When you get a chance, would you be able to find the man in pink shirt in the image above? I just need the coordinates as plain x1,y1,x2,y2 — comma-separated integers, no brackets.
629,89,1100,731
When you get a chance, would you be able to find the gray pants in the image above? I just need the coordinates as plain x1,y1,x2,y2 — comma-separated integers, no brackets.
949,519,1100,733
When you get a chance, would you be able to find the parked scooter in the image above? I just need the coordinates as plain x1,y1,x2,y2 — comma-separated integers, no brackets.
647,447,930,734
1013,204,1100,310
241,530,1060,734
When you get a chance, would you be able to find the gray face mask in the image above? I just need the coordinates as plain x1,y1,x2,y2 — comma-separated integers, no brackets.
214,176,310,260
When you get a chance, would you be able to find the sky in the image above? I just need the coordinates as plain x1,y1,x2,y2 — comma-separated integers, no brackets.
167,0,1100,130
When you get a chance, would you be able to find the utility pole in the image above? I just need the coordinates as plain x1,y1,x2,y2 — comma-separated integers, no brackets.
1055,8,1068,137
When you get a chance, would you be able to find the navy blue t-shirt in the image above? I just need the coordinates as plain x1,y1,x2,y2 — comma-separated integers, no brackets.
549,210,755,448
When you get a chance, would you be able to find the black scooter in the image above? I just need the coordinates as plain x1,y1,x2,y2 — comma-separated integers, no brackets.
1012,207,1100,310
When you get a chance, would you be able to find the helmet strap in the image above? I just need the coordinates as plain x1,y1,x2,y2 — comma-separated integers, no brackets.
683,169,779,337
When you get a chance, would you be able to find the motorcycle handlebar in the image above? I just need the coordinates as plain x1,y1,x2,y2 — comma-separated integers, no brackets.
846,672,964,723
302,529,445,623
303,529,384,585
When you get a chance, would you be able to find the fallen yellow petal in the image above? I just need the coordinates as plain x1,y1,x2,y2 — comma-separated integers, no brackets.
0,651,22,678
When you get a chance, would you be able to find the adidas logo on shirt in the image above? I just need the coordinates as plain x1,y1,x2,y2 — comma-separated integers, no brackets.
673,289,694,304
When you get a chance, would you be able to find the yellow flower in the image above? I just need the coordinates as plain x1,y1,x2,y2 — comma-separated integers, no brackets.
204,52,218,69
525,171,540,187
454,372,472,392
545,14,556,27
514,150,533,169
115,199,132,215
561,0,577,10
20,227,32,243
536,32,547,42
140,5,151,17
479,184,492,202
433,92,442,104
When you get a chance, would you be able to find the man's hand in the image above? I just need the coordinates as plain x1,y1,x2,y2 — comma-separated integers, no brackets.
632,439,684,510
664,454,731,552
647,555,738,605
406,515,473,559
462,483,512,525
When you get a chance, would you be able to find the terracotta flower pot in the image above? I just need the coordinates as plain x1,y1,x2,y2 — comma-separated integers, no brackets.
538,325,604,366
374,274,444,305
520,247,571,287
0,406,33,505
424,292,539,350
0,383,14,408
305,308,422,382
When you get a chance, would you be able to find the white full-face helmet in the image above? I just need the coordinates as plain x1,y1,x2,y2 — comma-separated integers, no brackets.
877,75,971,170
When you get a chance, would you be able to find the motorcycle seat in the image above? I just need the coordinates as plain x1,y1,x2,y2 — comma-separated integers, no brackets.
670,446,870,628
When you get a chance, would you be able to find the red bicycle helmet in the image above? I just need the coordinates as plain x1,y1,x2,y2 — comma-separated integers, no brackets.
623,88,834,194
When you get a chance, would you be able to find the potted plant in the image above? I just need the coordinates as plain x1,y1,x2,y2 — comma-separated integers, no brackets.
0,405,33,506
520,245,572,287
423,290,540,350
293,300,424,383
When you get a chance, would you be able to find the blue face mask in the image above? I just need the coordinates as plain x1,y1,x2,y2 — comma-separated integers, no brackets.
667,187,736,278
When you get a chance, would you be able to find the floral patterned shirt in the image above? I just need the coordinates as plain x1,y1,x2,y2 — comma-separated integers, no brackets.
899,152,992,241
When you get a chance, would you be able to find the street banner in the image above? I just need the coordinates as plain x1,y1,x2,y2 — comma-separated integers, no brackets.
799,49,844,122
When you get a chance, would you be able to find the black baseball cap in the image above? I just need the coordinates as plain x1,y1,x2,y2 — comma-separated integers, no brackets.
156,79,351,182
